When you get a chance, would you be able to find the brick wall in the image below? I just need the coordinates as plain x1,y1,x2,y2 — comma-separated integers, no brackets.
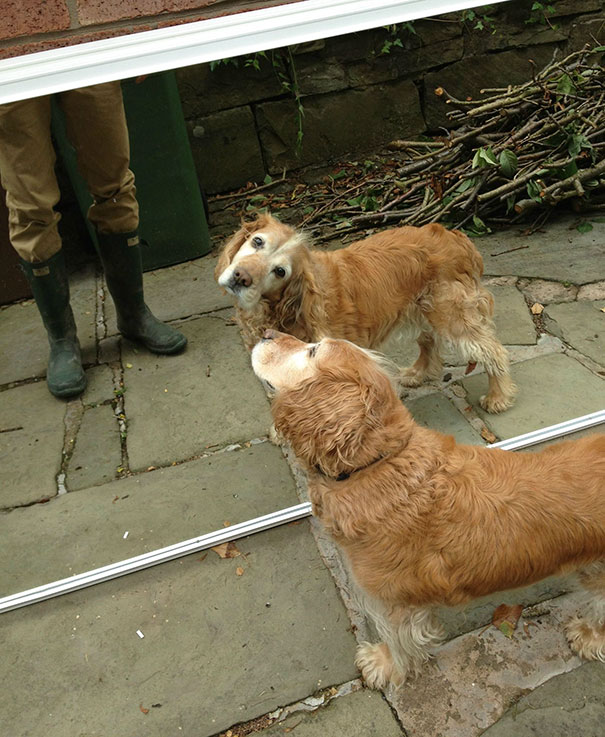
0,0,300,59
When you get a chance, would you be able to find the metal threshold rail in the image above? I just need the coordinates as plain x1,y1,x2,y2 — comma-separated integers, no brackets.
1,409,603,614
0,0,511,104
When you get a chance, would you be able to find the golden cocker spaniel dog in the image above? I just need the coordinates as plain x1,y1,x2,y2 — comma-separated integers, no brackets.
216,213,516,413
252,329,605,690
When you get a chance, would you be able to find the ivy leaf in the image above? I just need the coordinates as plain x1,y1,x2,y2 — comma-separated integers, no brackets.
567,133,592,157
553,160,578,180
505,194,516,213
499,149,518,179
556,72,576,96
576,221,594,234
526,180,543,202
472,147,498,169
455,177,477,193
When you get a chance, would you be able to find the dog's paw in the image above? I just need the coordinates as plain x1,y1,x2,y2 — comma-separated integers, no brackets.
479,392,514,414
567,617,605,662
268,424,284,446
399,367,425,388
355,642,403,690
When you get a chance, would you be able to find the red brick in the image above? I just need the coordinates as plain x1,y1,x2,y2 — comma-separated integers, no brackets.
0,28,128,60
0,0,70,42
77,0,216,26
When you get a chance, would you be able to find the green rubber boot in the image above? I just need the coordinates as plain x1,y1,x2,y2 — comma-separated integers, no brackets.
20,251,87,399
97,231,187,354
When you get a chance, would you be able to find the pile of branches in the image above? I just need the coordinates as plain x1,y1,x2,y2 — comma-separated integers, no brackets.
301,45,605,237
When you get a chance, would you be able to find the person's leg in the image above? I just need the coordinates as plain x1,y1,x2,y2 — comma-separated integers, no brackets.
0,97,86,397
0,97,62,262
59,82,186,354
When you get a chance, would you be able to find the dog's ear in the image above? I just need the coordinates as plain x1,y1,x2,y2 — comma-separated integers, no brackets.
274,248,327,338
272,365,395,478
215,223,248,281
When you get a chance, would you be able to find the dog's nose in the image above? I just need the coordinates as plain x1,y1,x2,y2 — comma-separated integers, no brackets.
232,267,252,288
262,329,278,341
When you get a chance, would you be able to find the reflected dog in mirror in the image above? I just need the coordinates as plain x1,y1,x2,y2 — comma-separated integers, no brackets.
252,329,605,689
216,213,515,412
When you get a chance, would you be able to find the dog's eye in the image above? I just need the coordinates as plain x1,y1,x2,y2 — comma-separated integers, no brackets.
252,236,264,249
273,266,286,278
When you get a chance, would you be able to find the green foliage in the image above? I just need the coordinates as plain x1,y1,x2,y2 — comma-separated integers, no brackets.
526,1,557,26
460,6,496,32
472,146,498,169
576,221,594,234
376,23,416,56
462,215,492,237
526,179,543,202
210,47,305,154
346,191,380,211
499,149,518,179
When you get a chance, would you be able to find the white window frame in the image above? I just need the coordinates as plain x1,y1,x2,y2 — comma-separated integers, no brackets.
0,0,512,104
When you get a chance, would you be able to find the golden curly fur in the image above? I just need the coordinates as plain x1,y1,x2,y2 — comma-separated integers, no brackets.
216,213,516,412
252,330,605,689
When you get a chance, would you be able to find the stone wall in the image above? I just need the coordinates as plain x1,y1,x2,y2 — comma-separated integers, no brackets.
176,0,605,193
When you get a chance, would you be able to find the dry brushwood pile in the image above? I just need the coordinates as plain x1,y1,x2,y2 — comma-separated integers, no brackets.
214,46,604,241
342,46,604,237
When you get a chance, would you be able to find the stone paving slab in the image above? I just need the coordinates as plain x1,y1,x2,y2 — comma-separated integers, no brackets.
105,253,232,336
123,315,272,471
489,285,536,345
392,594,583,737
83,363,115,406
0,523,358,737
476,219,605,284
406,393,483,445
0,264,97,385
0,381,65,508
438,576,571,640
544,300,605,366
67,404,122,491
260,689,403,736
463,353,605,439
482,662,605,737
0,442,296,596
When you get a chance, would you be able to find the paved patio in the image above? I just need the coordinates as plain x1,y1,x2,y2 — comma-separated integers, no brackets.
0,216,604,736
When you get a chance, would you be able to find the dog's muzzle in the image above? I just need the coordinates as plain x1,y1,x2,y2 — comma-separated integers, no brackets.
228,267,252,292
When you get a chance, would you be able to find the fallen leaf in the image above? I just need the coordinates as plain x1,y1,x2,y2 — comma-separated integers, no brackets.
139,704,149,715
126,363,133,369
211,541,241,559
600,307,605,313
465,361,477,375
480,427,497,443
198,553,208,562
223,520,231,527
236,566,244,576
531,302,544,315
492,603,523,638
451,385,467,398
